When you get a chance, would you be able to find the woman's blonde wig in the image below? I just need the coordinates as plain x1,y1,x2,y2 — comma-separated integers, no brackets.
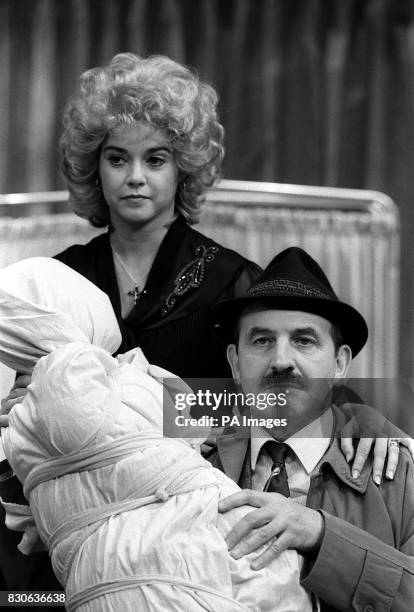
60,53,225,226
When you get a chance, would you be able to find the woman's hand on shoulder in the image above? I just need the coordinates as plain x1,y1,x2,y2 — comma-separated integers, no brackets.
0,375,31,427
338,402,413,484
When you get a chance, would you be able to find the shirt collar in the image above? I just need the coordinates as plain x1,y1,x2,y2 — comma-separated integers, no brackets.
250,409,333,475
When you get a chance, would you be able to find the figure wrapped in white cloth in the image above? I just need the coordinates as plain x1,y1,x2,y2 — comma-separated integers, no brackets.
0,257,311,612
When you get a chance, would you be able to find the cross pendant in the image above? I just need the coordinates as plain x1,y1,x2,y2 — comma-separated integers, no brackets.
128,285,141,304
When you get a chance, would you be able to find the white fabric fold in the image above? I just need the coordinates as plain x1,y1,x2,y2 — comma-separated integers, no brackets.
0,257,121,373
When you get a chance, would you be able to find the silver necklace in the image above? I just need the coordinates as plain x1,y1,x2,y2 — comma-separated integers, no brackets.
112,248,150,304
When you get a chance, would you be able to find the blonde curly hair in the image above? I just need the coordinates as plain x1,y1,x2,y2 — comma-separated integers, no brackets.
60,53,225,226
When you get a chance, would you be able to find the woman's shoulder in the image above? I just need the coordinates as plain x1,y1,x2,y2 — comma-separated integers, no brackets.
54,232,108,261
184,223,262,279
53,232,109,275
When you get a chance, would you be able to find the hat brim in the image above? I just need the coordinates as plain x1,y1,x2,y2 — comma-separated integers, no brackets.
212,295,368,357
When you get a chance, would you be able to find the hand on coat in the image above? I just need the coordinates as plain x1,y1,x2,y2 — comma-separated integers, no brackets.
218,489,324,570
338,403,412,484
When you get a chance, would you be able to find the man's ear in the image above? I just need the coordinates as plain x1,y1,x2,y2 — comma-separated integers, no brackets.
335,344,352,379
226,344,240,385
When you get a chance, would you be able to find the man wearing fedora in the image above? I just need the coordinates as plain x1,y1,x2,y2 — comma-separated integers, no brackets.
212,247,414,612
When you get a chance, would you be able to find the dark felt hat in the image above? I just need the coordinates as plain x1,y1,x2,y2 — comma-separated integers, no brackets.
212,247,368,357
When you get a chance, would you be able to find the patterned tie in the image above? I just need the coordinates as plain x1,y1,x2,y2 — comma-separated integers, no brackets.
263,441,291,497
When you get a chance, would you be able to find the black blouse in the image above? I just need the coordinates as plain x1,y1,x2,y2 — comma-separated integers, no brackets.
55,215,261,378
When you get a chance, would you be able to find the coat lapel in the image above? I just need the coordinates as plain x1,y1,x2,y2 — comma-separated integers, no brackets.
216,434,251,488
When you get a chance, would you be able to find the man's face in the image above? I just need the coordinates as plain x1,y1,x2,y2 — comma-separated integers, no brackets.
227,309,351,438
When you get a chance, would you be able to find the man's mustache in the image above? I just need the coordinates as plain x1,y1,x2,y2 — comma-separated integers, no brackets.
260,372,307,389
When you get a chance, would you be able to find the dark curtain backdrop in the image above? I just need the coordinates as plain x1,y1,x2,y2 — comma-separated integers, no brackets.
1,0,414,376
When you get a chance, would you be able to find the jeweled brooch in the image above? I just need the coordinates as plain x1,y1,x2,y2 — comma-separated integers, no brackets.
161,245,219,315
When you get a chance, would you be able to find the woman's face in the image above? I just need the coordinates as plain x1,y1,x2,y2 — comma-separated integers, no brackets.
99,121,179,232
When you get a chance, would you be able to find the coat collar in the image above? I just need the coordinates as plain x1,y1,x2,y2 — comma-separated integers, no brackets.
319,438,372,494
323,404,373,493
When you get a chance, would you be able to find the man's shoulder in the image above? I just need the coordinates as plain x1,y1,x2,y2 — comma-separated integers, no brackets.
186,223,261,274
395,446,414,476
